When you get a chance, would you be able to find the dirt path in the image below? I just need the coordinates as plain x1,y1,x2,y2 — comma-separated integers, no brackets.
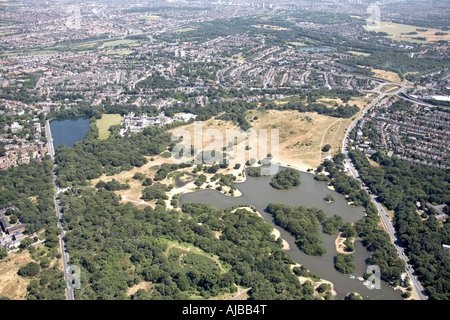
317,119,342,163
121,195,152,207
231,286,251,300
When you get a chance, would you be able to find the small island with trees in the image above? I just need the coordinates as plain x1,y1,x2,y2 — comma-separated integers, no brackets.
324,194,334,204
269,168,301,190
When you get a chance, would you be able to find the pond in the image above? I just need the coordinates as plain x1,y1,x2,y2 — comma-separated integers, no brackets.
179,165,403,300
49,116,90,149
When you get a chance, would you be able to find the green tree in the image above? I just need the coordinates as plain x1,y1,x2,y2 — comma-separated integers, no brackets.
334,253,355,274
18,262,41,277
321,144,332,152
0,248,7,260
269,169,301,190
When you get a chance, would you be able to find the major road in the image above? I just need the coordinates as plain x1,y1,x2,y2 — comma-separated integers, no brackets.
341,87,428,300
46,120,75,300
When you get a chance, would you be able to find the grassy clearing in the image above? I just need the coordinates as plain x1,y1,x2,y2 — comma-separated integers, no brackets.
96,114,123,140
97,96,371,206
0,250,32,299
251,24,289,31
173,27,197,33
172,96,368,171
364,22,450,44
348,51,371,57
289,41,307,47
90,155,172,209
71,42,98,50
226,52,246,62
370,68,404,84
381,84,401,93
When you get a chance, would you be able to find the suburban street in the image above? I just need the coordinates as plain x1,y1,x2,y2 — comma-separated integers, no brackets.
342,89,428,300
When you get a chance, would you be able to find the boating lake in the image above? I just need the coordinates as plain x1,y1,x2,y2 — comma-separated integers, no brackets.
48,116,403,299
180,165,404,300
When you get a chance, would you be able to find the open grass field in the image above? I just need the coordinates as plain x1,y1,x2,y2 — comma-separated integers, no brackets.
363,22,450,44
347,51,371,57
0,250,32,299
95,114,123,140
370,68,404,84
289,41,307,47
380,84,401,93
90,155,172,209
172,96,369,172
226,52,246,62
71,42,98,50
93,95,371,207
251,24,289,31
173,27,197,33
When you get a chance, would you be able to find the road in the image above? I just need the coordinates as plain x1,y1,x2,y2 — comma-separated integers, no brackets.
46,120,74,300
341,91,428,300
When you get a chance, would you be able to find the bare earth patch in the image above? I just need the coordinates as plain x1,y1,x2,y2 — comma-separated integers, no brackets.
0,250,33,299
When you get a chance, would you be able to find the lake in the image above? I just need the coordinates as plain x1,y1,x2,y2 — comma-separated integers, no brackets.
49,116,90,149
180,165,403,300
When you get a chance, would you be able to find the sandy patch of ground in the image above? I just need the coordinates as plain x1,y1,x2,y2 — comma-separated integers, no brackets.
371,68,405,84
90,149,249,208
247,103,366,170
90,155,170,208
97,96,372,207
291,263,337,299
335,233,355,254
127,281,153,296
271,227,291,251
169,96,370,173
0,250,33,299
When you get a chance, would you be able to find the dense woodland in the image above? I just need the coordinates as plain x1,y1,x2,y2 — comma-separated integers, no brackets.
54,120,179,188
269,169,301,190
349,149,450,300
0,159,56,234
266,203,327,256
0,159,66,300
58,189,332,300
318,154,406,285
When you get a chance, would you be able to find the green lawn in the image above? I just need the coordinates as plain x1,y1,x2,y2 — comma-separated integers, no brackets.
96,114,123,140
173,27,197,33
363,22,449,44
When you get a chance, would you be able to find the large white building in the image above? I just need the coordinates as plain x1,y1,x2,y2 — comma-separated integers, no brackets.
120,112,197,135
